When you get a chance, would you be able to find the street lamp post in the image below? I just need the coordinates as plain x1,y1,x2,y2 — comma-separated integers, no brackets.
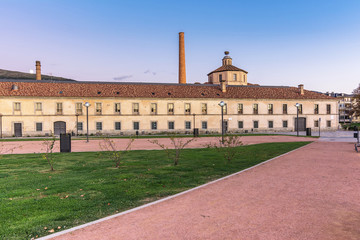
84,102,90,143
319,117,321,137
193,113,196,137
219,101,225,144
75,113,79,136
295,103,300,137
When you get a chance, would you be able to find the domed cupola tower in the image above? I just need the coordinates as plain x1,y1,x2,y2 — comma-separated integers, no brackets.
207,51,248,86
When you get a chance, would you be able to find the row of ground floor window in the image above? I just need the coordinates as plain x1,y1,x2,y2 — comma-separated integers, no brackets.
6,117,336,137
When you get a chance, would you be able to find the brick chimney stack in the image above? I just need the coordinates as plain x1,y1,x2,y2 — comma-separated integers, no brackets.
36,61,41,80
179,32,186,84
298,84,304,95
220,79,227,93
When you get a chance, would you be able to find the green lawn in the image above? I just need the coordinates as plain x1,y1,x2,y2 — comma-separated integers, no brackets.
0,141,310,239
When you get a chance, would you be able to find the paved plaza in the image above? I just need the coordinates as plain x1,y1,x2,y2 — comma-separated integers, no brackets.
33,133,360,240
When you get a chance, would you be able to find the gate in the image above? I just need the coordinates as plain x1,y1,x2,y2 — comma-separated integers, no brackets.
14,123,22,137
295,117,306,131
54,121,66,135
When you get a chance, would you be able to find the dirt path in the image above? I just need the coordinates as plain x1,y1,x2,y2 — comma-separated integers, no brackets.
41,141,360,240
1,135,313,154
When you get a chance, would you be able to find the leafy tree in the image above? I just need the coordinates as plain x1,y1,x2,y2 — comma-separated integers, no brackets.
351,84,360,118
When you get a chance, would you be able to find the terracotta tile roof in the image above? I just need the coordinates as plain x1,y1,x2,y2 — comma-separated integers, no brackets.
208,65,248,75
0,80,335,100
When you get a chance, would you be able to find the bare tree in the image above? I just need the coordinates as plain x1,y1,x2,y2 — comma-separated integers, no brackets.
206,135,243,162
100,136,134,168
42,135,56,171
149,136,195,166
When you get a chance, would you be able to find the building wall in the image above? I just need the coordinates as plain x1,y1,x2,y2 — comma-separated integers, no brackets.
0,96,339,136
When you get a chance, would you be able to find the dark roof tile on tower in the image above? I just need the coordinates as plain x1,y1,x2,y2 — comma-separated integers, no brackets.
208,65,248,75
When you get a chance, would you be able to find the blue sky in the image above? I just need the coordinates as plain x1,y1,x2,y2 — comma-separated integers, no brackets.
1,0,360,93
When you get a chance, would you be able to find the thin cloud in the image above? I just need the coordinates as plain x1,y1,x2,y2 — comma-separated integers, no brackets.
144,69,157,76
113,75,133,81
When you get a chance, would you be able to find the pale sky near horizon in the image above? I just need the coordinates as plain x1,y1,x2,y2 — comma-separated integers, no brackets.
1,0,360,93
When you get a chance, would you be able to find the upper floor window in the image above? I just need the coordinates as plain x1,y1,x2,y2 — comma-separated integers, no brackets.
268,104,273,114
238,104,243,114
233,74,237,81
326,104,331,114
95,103,102,115
151,103,157,115
114,103,121,114
132,103,139,115
35,102,42,111
283,104,287,114
185,103,191,115
201,103,207,114
13,102,21,111
75,103,82,115
219,74,223,81
56,103,63,115
253,104,258,114
314,104,319,114
168,103,174,115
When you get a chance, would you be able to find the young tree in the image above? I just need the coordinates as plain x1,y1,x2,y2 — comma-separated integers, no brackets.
42,135,56,171
99,136,134,168
149,136,195,166
207,135,243,162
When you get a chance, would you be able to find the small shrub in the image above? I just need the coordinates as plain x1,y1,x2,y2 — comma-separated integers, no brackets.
42,135,56,171
99,136,134,168
206,135,243,162
149,136,195,166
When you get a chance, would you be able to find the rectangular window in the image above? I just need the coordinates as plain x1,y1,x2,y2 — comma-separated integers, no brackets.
132,103,139,115
114,103,121,114
314,104,319,114
77,122,83,131
268,104,273,114
238,121,243,129
283,104,287,114
36,122,42,132
253,104,258,114
327,104,331,114
238,104,243,114
14,102,21,111
151,103,157,115
233,74,237,81
268,121,273,128
283,120,288,128
168,121,175,130
253,121,259,129
115,122,121,130
35,102,42,111
96,122,102,131
168,103,174,115
201,103,207,114
75,103,82,115
95,103,102,115
151,121,157,130
223,103,227,115
314,120,319,127
185,121,191,129
133,121,140,130
219,74,222,81
202,121,207,129
56,103,63,115
327,120,331,127
185,103,191,115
